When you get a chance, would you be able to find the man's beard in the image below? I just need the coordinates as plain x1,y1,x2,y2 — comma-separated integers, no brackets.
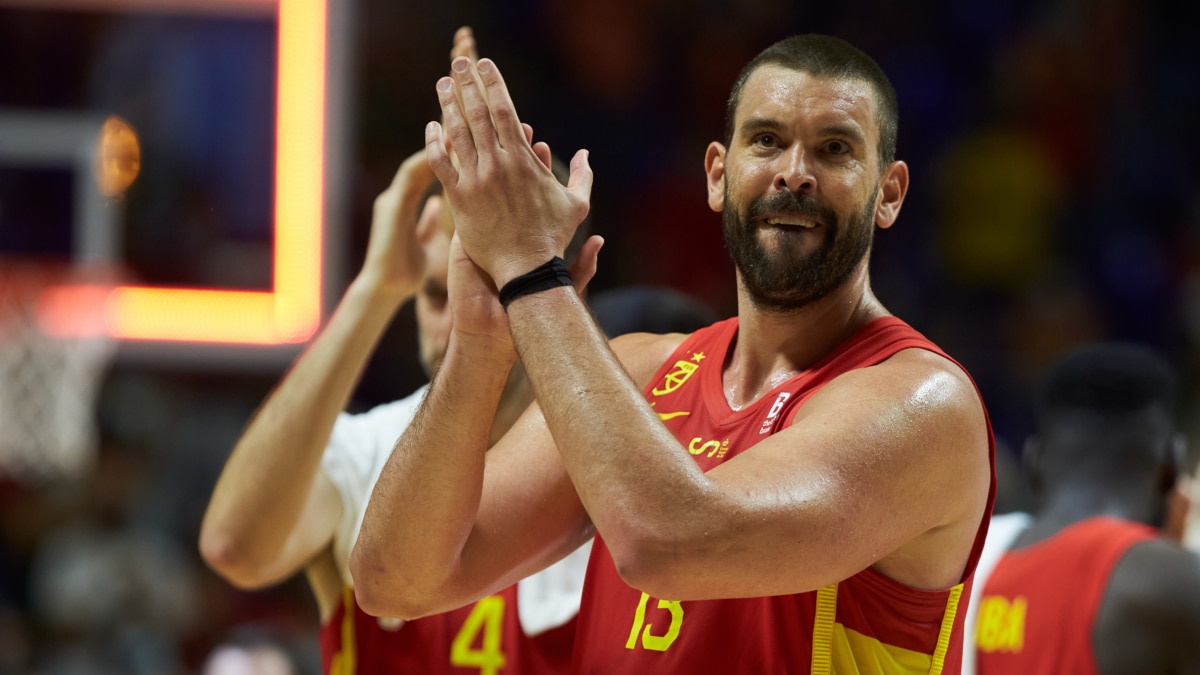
723,184,877,313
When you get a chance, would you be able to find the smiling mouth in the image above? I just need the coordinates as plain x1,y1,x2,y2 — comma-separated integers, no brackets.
763,216,820,229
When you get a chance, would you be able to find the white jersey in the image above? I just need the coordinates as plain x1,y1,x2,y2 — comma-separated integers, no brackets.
960,510,1032,675
319,385,591,635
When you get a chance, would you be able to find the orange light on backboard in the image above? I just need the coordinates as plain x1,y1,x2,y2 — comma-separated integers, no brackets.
94,116,140,198
39,0,326,345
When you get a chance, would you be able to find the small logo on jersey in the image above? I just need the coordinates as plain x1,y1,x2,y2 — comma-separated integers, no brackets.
652,359,701,396
759,392,791,435
687,436,729,459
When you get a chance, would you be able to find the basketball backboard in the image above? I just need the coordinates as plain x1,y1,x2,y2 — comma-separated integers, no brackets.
0,0,351,370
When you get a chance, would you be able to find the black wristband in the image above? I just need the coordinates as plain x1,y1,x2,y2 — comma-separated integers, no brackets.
498,256,573,309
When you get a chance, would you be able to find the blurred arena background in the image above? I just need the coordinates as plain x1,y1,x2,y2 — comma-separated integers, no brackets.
1,0,1198,672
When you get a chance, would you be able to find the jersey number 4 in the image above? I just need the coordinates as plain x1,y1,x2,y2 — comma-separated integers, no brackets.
450,595,507,674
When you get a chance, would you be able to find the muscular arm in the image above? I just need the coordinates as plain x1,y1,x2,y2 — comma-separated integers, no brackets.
354,280,988,609
351,334,594,618
351,235,601,619
199,153,434,589
508,289,990,598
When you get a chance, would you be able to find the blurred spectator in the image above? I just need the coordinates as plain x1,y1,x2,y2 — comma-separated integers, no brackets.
26,444,199,674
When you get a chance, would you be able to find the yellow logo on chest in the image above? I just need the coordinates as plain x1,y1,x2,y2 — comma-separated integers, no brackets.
652,352,706,397
687,437,730,459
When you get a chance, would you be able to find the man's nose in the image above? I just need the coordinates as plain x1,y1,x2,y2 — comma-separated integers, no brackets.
774,146,816,194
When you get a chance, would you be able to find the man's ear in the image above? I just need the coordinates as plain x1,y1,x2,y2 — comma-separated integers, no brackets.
874,160,909,230
705,142,726,213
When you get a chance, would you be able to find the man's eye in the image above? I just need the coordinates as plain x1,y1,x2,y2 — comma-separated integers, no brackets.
825,140,849,155
754,134,777,148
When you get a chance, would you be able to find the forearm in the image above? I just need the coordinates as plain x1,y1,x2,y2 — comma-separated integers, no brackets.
505,288,713,573
200,278,406,581
352,333,513,617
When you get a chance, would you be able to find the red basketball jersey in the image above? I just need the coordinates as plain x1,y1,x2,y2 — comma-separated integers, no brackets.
974,517,1157,675
321,583,575,674
572,316,996,674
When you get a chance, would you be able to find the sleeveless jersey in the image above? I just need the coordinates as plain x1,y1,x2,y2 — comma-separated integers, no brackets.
318,385,588,674
572,316,997,674
974,517,1157,675
320,583,575,674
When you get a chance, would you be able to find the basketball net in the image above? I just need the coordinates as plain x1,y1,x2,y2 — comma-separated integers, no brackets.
0,261,117,485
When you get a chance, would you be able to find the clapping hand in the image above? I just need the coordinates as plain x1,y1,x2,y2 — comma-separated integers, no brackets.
425,57,593,290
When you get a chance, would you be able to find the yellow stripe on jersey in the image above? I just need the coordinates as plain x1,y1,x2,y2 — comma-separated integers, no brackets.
830,624,935,673
811,583,838,675
330,585,357,675
812,582,965,675
928,583,963,675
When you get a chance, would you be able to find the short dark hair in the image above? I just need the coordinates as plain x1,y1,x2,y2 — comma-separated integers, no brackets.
724,34,899,167
1036,343,1178,424
1032,343,1181,508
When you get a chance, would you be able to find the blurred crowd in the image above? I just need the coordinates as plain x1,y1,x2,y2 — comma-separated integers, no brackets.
1,0,1199,672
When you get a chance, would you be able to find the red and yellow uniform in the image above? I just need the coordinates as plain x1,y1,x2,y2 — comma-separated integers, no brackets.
318,386,589,674
572,317,996,674
321,583,576,675
974,517,1157,675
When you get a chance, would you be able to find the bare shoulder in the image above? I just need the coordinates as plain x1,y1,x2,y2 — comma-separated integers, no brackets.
802,346,986,434
687,344,989,591
1105,539,1200,630
895,347,983,413
1096,539,1200,671
610,331,691,389
779,346,990,586
876,346,980,393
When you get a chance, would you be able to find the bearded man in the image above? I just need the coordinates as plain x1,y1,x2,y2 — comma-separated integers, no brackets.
353,34,995,674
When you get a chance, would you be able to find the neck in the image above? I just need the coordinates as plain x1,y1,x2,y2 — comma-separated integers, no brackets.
723,265,886,410
1021,485,1162,545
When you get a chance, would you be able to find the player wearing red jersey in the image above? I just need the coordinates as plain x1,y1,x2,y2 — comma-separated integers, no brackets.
353,34,995,673
574,316,991,672
320,582,577,674
974,344,1200,675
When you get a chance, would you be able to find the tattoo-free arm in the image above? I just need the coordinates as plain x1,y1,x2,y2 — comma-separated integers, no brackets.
199,153,434,588
351,236,598,619
506,287,991,599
